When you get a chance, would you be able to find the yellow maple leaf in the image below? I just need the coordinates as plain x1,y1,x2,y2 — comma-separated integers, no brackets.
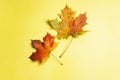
48,5,87,39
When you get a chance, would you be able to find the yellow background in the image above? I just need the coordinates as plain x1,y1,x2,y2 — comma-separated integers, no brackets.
0,0,120,80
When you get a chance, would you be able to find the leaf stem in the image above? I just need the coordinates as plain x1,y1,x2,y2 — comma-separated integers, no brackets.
59,36,73,58
51,53,63,65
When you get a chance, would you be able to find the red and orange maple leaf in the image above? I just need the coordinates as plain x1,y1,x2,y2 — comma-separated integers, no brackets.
29,33,57,63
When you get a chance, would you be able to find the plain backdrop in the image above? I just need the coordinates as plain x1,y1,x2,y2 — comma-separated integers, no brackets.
0,0,120,80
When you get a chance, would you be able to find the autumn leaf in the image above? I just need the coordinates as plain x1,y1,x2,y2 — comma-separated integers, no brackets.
48,5,87,39
29,33,57,63
47,5,88,58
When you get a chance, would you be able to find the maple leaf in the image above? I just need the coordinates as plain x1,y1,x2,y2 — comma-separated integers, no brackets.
29,33,57,63
48,5,87,39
